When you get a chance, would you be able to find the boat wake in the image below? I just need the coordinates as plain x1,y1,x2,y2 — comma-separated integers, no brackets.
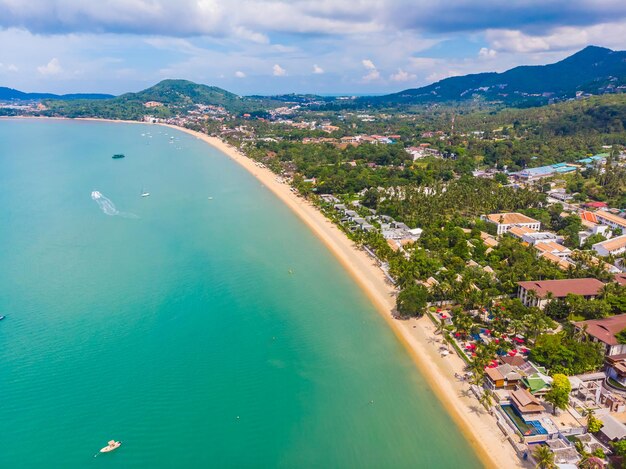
91,191,138,218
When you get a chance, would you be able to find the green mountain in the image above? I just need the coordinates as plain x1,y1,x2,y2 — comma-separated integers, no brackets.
40,79,284,119
0,86,113,101
371,46,626,106
115,79,245,109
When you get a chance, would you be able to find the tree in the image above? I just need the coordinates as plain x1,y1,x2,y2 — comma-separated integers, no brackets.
544,374,571,415
532,444,555,469
586,410,603,433
395,285,428,318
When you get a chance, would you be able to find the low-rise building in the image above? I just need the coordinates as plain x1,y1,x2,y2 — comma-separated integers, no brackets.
482,212,541,235
517,278,604,309
593,234,626,257
595,211,626,232
574,314,626,356
510,388,545,415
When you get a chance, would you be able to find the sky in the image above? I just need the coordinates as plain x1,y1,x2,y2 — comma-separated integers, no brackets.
1,0,626,96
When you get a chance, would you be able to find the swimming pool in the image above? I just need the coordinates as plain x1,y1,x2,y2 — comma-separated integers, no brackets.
501,404,548,436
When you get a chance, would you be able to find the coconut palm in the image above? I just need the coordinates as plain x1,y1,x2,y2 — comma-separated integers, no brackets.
532,444,555,469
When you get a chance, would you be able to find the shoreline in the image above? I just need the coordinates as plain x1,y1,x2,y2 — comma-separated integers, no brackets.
4,116,523,467
160,123,524,469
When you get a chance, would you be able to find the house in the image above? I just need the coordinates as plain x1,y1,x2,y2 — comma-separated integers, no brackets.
143,101,163,108
583,201,609,209
606,354,626,387
485,364,522,390
510,388,545,415
597,414,626,444
539,252,576,270
593,234,626,257
517,278,605,309
595,211,626,232
616,273,626,286
534,241,572,258
482,213,541,235
574,314,626,356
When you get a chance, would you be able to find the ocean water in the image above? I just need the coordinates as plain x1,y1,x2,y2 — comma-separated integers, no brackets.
0,119,481,468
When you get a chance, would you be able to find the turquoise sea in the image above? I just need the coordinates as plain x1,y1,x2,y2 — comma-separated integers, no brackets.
0,119,481,468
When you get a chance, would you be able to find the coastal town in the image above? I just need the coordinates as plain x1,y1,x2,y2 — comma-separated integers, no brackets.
3,78,626,468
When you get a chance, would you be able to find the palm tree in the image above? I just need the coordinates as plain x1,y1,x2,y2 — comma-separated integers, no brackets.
478,388,494,410
435,318,448,336
532,444,555,469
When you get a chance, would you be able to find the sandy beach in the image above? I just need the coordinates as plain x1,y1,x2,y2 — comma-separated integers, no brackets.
157,123,525,469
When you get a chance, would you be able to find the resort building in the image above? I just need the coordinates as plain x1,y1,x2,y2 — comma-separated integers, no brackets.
534,241,571,258
597,414,626,445
482,212,541,235
595,211,626,232
593,234,626,257
510,388,545,415
574,314,626,356
484,364,522,390
517,278,604,309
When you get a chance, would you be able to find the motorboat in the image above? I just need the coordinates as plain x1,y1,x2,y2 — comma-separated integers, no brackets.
100,440,121,453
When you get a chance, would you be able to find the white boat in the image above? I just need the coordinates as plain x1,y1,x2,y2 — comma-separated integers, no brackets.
141,188,150,197
100,440,121,453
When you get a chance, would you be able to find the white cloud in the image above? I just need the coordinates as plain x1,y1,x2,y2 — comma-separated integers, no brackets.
37,58,62,75
313,64,324,74
361,59,380,81
0,62,18,72
234,70,246,78
389,68,416,82
478,47,497,58
272,63,286,76
362,59,376,70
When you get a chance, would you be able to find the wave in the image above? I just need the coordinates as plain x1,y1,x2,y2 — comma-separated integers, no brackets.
91,191,138,218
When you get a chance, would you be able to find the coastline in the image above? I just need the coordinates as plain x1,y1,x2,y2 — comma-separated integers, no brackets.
3,116,522,467
160,123,524,469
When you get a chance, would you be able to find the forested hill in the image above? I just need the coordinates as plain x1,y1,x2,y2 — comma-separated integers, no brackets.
0,86,113,101
368,46,626,106
41,79,284,119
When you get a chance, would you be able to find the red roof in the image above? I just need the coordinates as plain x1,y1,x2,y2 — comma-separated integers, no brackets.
584,201,608,208
518,278,604,299
616,274,626,286
575,313,626,346
580,211,599,224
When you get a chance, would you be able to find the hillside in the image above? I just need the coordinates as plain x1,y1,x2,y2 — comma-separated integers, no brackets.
41,79,284,118
371,46,626,106
0,86,113,101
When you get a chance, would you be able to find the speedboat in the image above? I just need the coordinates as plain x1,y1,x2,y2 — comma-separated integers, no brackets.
141,191,150,197
100,440,121,453
112,154,125,159
0,315,5,320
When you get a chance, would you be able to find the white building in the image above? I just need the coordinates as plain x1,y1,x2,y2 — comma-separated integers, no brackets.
482,213,541,235
593,234,626,257
595,211,626,232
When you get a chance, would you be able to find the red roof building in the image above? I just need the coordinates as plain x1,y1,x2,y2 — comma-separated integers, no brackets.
517,278,604,309
575,314,626,356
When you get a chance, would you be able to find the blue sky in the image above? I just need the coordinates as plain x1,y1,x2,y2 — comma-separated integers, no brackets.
1,0,625,95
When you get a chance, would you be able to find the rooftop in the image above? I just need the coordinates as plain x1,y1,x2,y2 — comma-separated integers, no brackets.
518,278,604,299
509,226,537,237
616,273,626,286
593,234,626,252
534,242,570,254
575,313,626,346
595,211,626,228
485,212,539,225
510,388,545,413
